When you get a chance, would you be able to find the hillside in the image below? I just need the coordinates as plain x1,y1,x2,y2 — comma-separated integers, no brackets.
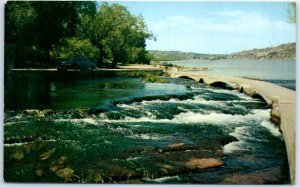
229,43,296,60
148,50,226,61
149,43,296,61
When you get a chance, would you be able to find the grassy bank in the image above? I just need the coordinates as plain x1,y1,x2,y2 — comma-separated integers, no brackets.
126,71,170,83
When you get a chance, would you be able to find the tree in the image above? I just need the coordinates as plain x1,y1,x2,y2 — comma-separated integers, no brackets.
5,1,152,68
5,1,39,68
5,1,97,68
82,3,153,67
129,47,150,64
30,1,97,63
288,2,296,24
50,37,100,61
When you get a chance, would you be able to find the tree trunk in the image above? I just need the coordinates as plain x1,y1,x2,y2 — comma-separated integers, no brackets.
111,56,117,68
111,48,117,68
97,46,105,67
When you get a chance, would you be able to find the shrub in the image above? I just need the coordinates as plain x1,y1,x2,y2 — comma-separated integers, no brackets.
127,71,169,83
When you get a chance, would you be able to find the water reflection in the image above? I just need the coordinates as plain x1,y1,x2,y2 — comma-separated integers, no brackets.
5,71,188,111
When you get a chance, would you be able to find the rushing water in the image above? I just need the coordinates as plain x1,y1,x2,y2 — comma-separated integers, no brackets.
169,59,296,90
4,72,289,183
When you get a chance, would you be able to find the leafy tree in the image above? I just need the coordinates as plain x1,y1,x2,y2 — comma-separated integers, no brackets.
5,1,39,68
50,37,99,61
5,1,97,68
5,1,152,69
288,2,296,24
5,1,37,44
82,2,153,67
129,47,150,64
30,1,96,63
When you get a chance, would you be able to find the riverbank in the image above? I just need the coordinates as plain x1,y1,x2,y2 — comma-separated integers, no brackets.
11,64,162,72
10,62,296,91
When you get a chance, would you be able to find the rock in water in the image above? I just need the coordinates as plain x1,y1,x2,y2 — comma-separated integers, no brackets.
185,158,224,170
43,109,54,116
22,109,40,117
73,108,90,118
56,167,79,182
168,142,185,148
39,148,56,160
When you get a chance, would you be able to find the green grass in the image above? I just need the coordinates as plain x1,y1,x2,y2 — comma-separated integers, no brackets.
126,71,169,83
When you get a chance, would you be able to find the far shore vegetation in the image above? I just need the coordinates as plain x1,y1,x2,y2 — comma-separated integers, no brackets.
149,43,295,62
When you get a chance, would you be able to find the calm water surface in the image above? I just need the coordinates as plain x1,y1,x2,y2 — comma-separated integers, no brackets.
170,59,296,90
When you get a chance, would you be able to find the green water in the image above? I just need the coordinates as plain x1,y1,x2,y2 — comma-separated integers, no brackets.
4,72,289,184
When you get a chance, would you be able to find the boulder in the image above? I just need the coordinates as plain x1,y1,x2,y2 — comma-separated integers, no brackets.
22,109,41,117
39,148,56,160
73,108,90,118
185,158,224,170
168,142,184,148
56,167,79,182
43,109,54,116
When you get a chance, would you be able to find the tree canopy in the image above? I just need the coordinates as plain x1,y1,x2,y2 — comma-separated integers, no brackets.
287,2,296,24
81,2,153,67
50,37,100,61
5,1,153,68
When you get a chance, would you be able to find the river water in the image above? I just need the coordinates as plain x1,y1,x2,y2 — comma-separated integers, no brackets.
170,59,296,90
4,72,289,183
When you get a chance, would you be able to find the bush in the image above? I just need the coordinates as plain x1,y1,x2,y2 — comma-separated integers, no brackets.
127,71,169,83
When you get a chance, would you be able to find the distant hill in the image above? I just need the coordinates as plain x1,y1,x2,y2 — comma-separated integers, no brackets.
149,43,296,61
229,43,296,60
148,50,226,61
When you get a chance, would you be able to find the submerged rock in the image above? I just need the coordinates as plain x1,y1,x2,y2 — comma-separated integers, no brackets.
40,148,56,160
221,166,286,184
85,170,104,183
73,109,90,118
50,156,68,173
222,173,264,184
103,164,140,181
43,109,54,116
35,168,44,177
56,167,79,182
10,151,25,161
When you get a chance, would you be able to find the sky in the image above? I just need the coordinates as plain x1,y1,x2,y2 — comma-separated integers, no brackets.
107,1,296,54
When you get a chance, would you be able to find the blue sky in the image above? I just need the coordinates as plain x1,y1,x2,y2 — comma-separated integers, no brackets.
106,1,296,54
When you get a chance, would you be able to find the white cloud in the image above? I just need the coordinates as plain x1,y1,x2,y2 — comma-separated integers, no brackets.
146,10,296,53
148,10,295,36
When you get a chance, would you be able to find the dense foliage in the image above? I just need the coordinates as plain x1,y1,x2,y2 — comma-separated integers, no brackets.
5,1,153,68
81,2,153,67
287,2,296,24
50,38,100,61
